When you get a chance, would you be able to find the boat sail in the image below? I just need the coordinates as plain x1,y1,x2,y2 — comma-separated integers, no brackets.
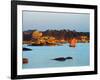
69,38,77,47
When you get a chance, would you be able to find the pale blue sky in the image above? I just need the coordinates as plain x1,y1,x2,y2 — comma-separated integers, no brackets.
22,11,90,32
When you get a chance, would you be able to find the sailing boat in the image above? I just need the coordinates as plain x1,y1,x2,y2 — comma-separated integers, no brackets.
69,38,77,47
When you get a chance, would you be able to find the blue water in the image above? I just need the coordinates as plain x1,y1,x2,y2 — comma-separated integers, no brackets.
22,43,90,69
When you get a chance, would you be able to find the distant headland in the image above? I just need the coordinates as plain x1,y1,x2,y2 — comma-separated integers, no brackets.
23,29,89,46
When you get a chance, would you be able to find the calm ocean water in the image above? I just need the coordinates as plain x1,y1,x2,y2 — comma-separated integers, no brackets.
22,43,90,69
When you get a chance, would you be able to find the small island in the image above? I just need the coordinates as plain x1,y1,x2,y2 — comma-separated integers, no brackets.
23,47,32,51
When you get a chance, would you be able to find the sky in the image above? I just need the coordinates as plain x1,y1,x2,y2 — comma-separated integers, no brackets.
22,11,90,32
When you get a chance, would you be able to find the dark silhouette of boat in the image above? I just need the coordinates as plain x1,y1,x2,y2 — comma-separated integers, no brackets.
52,57,73,61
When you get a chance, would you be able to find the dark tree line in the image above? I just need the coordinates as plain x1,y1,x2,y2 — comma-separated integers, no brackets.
23,29,89,41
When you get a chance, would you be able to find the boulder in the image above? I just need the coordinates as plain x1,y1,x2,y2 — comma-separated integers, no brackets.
23,58,28,64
